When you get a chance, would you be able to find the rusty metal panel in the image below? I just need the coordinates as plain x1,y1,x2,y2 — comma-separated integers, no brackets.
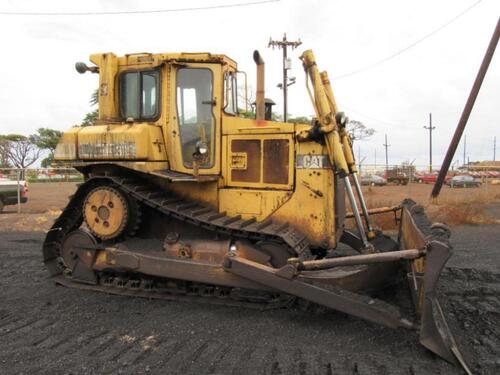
231,140,261,183
263,139,289,185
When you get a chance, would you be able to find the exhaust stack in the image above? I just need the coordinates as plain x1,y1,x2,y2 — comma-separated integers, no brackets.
253,50,265,120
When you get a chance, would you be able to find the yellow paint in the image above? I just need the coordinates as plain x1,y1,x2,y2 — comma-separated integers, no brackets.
219,189,292,219
90,53,118,121
300,50,349,176
222,115,295,135
272,141,336,247
220,139,335,247
75,124,167,161
84,186,127,239
54,127,80,160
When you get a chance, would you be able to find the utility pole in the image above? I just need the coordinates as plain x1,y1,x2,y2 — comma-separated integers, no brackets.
463,134,467,166
494,136,497,161
383,134,390,173
430,18,499,200
268,33,302,122
424,113,435,173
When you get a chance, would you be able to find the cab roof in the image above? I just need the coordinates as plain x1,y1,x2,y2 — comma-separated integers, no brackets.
90,52,238,70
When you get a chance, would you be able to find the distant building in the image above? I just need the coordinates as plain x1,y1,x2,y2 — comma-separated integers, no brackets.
468,161,500,171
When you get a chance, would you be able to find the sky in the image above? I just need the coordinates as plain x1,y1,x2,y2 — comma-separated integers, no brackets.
0,0,498,169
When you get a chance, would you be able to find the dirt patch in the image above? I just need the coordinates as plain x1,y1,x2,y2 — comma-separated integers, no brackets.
356,184,500,230
0,211,62,232
2,182,77,214
0,182,77,232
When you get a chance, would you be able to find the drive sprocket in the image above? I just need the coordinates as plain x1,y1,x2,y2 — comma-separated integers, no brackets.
83,185,130,240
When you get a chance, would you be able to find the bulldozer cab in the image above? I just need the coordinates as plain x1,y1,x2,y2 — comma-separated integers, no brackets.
71,52,242,179
115,55,227,176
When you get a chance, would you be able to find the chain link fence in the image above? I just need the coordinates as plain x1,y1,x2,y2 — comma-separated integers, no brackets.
0,168,83,213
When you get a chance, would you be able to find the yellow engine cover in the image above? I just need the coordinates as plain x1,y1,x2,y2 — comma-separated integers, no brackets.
55,124,166,161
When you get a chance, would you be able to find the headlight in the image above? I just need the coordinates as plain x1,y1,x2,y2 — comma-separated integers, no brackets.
195,141,208,155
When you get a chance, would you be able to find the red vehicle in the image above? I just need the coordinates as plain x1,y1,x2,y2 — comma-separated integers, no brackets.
415,172,452,184
383,168,409,185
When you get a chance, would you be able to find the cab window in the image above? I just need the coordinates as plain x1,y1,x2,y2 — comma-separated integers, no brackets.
119,70,159,120
176,68,215,168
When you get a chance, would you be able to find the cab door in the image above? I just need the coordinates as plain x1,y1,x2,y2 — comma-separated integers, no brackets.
168,63,221,175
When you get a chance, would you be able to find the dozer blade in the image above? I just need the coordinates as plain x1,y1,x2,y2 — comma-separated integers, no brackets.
225,199,471,374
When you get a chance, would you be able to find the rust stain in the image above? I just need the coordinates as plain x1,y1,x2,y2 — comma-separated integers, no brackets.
263,139,289,185
231,140,261,183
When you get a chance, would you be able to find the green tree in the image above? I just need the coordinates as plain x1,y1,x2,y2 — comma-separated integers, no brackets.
81,89,99,127
288,115,313,124
238,109,284,122
239,109,256,119
90,88,99,106
81,109,98,127
31,128,63,167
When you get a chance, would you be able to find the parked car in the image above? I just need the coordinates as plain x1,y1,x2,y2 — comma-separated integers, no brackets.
360,174,387,186
0,180,28,212
416,172,452,184
448,175,481,188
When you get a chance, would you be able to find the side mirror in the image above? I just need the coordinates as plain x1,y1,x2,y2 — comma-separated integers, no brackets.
75,62,99,74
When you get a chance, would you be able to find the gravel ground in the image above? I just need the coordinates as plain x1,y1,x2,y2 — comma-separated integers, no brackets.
0,224,499,375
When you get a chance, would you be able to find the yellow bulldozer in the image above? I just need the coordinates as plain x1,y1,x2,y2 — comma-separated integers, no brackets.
44,49,469,372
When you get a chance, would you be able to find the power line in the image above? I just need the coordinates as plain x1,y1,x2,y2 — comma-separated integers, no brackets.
334,0,483,80
342,105,414,128
0,0,279,16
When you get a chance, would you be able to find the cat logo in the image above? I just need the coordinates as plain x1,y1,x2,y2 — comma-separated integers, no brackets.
296,154,330,169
